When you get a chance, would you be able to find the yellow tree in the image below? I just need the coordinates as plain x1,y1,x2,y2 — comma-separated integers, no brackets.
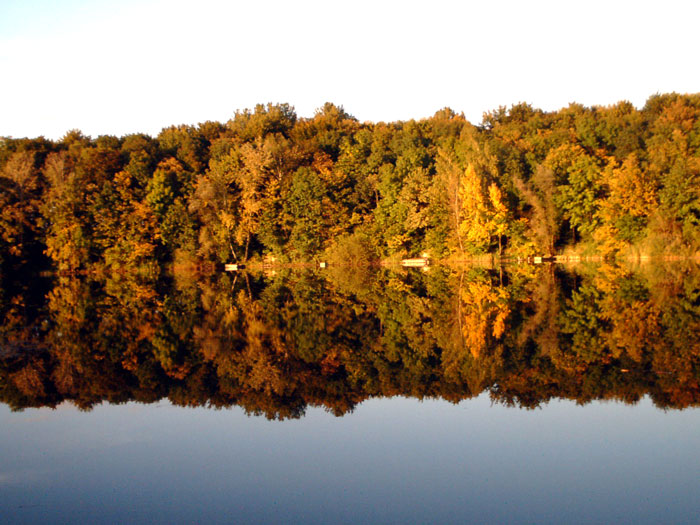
594,154,659,254
0,151,41,261
41,152,91,270
488,183,509,256
436,148,466,253
458,164,490,252
457,164,510,255
189,147,242,262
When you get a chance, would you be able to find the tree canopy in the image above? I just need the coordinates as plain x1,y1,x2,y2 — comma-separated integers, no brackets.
2,94,700,275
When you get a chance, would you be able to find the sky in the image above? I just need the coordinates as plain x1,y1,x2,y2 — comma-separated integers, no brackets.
1,0,699,139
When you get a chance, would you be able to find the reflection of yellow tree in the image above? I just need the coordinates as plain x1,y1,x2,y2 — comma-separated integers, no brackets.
2,290,50,402
594,265,661,362
460,278,510,357
517,266,561,360
238,291,291,396
194,283,294,401
606,301,661,362
4,263,700,414
46,276,91,397
441,272,509,392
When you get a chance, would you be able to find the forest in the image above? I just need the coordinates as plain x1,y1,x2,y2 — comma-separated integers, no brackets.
1,92,700,274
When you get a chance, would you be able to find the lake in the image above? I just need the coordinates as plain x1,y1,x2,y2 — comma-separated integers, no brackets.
1,262,699,523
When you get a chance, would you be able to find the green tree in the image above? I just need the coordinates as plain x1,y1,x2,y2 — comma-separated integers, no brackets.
281,167,326,257
547,144,604,242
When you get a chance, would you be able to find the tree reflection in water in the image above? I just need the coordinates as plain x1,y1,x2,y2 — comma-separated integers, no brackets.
1,262,699,418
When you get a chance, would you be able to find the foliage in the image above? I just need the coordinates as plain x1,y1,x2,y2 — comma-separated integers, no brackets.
1,263,699,416
2,94,700,271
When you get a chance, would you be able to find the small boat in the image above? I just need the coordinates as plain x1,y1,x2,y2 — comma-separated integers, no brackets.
401,258,430,268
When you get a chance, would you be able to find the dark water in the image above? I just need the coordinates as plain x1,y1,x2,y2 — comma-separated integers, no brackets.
1,263,700,523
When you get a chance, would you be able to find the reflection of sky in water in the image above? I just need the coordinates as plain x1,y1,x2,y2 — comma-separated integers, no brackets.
2,395,699,524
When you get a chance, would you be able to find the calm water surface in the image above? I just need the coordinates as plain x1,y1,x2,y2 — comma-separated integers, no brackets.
2,396,700,524
1,263,700,522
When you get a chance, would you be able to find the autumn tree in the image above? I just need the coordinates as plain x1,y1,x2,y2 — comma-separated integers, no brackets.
41,152,92,270
0,151,43,265
546,144,604,243
513,165,559,255
189,145,242,262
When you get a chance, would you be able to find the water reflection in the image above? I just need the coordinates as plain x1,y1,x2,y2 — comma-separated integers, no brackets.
1,262,699,417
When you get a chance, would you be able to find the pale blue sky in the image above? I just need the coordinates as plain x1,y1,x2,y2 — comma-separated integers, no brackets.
1,0,698,139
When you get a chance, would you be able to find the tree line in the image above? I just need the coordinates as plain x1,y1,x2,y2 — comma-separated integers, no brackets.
2,93,700,273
